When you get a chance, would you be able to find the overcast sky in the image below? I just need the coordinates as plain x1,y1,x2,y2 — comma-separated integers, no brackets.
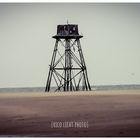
0,3,140,88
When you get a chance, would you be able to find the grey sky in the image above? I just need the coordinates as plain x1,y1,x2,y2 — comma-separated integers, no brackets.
0,3,140,88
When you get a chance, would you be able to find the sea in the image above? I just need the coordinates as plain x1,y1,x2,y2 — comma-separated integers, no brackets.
0,85,140,93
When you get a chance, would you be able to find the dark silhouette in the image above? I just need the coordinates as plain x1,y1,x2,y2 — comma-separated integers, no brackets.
45,24,91,92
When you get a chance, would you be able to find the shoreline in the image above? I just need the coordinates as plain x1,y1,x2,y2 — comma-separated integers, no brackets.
0,89,140,98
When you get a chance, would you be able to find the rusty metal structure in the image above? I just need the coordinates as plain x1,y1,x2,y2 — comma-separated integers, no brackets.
45,24,91,92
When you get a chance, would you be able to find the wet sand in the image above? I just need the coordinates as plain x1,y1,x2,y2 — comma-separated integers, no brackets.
0,90,140,137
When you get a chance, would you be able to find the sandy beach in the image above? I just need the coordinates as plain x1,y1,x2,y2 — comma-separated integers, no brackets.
0,90,140,137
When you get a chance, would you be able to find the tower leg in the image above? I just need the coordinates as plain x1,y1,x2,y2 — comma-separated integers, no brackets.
77,39,91,91
45,39,59,92
64,39,72,91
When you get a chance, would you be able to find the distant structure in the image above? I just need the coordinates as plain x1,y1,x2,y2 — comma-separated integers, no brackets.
45,23,91,92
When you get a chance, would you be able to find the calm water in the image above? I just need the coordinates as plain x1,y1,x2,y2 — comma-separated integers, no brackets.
0,85,140,93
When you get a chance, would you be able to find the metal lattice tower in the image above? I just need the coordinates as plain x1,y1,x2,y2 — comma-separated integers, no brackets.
45,24,91,92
